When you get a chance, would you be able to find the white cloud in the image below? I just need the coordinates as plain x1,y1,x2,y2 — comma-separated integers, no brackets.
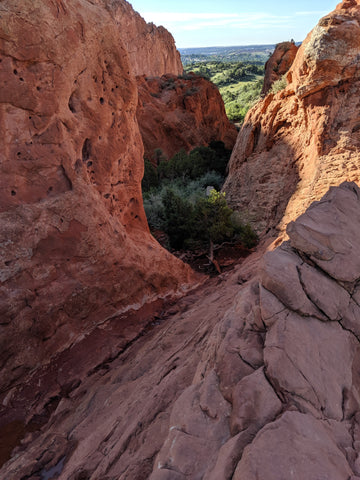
142,11,292,32
295,11,328,16
142,12,239,22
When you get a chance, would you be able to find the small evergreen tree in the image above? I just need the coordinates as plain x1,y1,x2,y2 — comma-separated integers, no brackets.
194,189,235,260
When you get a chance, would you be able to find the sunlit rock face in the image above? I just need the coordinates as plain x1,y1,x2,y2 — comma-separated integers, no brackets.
261,41,299,96
104,0,183,77
137,73,238,161
224,0,360,235
0,0,197,392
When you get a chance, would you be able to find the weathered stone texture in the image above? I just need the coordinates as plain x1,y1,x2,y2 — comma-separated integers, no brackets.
224,0,360,235
0,0,196,392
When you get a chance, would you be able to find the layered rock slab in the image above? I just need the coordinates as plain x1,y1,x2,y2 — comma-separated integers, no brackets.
152,182,360,479
224,0,360,234
0,0,197,392
136,73,238,161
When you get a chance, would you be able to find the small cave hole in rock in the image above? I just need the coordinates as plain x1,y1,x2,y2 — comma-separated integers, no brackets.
36,86,41,91
82,138,91,162
99,97,104,105
19,77,24,82
17,152,21,156
13,69,17,75
68,92,76,113
28,116,32,120
11,190,16,196
87,161,93,167
104,193,111,199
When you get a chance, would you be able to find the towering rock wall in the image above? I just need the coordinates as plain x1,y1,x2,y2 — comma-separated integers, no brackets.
224,0,360,235
137,73,238,160
0,0,197,392
104,0,183,77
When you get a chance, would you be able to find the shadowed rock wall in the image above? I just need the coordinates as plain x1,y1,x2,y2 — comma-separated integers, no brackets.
137,73,238,161
0,0,196,392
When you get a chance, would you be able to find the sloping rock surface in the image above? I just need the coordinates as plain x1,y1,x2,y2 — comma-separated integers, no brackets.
2,180,360,478
261,41,299,96
0,0,197,393
105,0,183,77
224,0,360,235
137,73,238,161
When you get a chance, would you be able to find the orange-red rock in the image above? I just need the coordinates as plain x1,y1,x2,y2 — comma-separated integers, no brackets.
0,0,197,392
106,0,183,77
224,0,360,235
137,73,238,161
261,41,298,95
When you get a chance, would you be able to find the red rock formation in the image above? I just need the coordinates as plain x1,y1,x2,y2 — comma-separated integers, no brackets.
2,182,360,479
224,0,360,235
105,0,183,77
0,0,198,392
261,41,298,95
137,73,238,161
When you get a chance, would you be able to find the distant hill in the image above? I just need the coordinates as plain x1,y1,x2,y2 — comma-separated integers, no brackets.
179,43,301,64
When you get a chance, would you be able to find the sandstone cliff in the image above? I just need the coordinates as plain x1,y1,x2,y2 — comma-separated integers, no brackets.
224,0,360,235
261,41,298,95
0,0,197,393
105,0,183,77
2,182,360,479
137,73,238,160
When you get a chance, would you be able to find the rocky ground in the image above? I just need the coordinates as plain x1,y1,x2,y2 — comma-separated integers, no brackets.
2,182,360,479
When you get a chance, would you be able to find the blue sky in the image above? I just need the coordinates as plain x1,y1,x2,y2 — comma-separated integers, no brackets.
128,0,339,47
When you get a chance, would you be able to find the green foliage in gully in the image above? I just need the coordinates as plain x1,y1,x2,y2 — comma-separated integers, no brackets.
142,143,257,253
183,60,265,123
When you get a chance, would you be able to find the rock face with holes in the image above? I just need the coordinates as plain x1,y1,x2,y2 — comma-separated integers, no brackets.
105,0,183,77
2,179,360,478
224,0,360,235
0,0,197,392
261,41,299,96
137,73,238,161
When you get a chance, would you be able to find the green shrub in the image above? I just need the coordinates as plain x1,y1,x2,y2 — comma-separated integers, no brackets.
193,190,235,246
143,191,165,230
142,159,159,192
162,188,194,249
142,145,258,253
270,75,287,94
